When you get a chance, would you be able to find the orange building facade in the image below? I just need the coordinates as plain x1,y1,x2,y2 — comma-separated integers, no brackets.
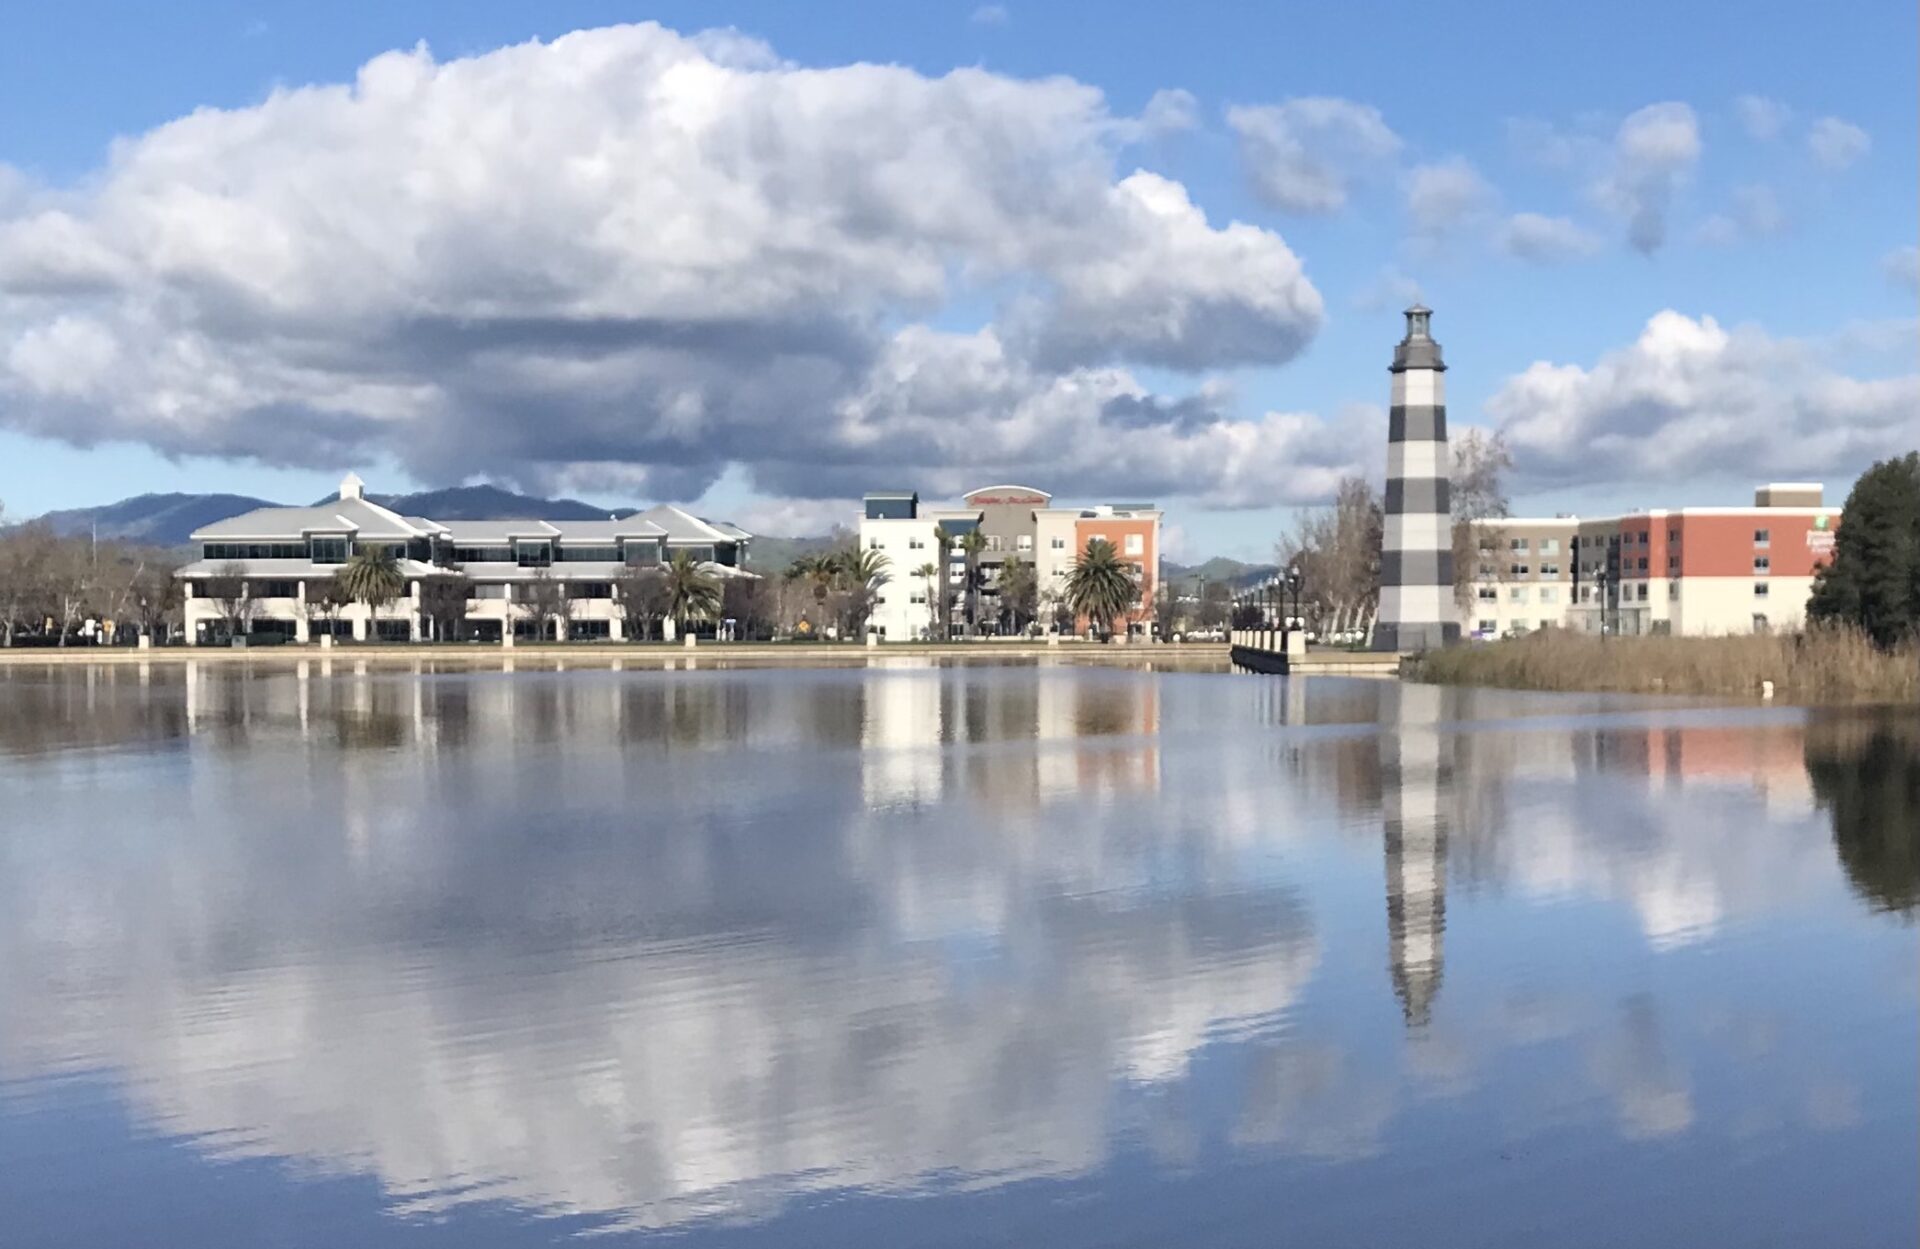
1071,508,1162,638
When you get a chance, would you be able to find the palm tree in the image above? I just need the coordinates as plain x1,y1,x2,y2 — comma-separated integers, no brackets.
337,548,405,640
836,546,890,638
663,550,722,636
1064,538,1138,641
931,524,956,640
958,529,988,637
996,555,1037,634
914,562,941,640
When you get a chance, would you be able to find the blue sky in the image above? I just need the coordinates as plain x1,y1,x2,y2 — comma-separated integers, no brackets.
0,1,1913,557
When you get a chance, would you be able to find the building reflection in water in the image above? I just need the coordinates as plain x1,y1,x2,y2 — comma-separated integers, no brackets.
0,663,1913,1244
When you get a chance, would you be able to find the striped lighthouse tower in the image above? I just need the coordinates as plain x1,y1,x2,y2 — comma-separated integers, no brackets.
1373,304,1460,652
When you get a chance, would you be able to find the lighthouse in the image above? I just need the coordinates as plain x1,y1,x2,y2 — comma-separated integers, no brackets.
1374,305,1460,652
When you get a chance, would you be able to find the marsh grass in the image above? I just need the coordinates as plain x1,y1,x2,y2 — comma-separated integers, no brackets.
1408,625,1919,703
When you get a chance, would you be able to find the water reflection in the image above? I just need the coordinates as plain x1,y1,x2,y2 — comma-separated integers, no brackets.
0,663,1913,1246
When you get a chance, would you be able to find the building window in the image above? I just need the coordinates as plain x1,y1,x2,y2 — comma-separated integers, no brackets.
514,542,552,568
1539,538,1560,555
910,593,926,605
1636,584,1648,601
1754,529,1771,547
908,538,924,550
1637,558,1649,571
1669,581,1681,599
1124,534,1144,555
557,546,619,563
985,535,1004,552
1754,582,1770,598
1478,587,1498,602
1753,556,1770,574
1506,537,1528,553
1538,586,1559,604
1050,537,1066,550
1017,535,1034,552
869,538,883,550
573,582,614,599
1509,587,1530,603
1668,528,1680,544
309,538,349,564
1509,563,1530,577
1478,619,1497,634
1538,563,1560,578
472,583,508,600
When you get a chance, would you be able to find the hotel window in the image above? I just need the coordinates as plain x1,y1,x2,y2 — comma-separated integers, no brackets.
1637,558,1648,571
1017,535,1033,552
1478,562,1495,578
514,542,552,568
1754,582,1770,598
910,592,926,605
1539,562,1560,578
869,537,882,550
908,537,925,550
1051,537,1066,550
557,546,619,563
1668,528,1680,544
1125,534,1144,555
1509,586,1530,603
1538,586,1559,604
1509,537,1530,552
1754,528,1771,548
1478,587,1498,602
256,580,298,598
1509,563,1530,577
1636,584,1648,601
472,583,507,600
1754,556,1770,574
1478,619,1497,634
1539,538,1560,555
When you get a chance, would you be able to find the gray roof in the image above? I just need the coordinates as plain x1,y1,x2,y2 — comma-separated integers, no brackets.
188,491,745,546
192,497,445,541
440,518,669,543
633,504,740,543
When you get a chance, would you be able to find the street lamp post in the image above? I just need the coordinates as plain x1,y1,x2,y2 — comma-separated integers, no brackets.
1286,564,1303,645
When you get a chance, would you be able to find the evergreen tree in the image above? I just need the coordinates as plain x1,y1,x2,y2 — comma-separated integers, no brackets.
1808,453,1920,647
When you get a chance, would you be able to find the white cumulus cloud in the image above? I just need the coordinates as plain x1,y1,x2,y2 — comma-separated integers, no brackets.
1501,213,1602,263
1882,245,1920,293
0,23,1338,508
1594,103,1702,254
1734,94,1791,141
1489,310,1920,487
1403,157,1496,244
1807,117,1870,171
1227,97,1400,215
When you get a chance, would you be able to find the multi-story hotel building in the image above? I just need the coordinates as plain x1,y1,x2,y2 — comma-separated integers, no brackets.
1468,483,1842,638
859,486,1162,640
178,474,753,643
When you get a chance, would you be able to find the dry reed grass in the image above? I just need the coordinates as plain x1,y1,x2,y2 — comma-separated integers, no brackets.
1408,625,1920,703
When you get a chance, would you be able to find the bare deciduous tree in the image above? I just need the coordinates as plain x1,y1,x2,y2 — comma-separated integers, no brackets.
1277,475,1384,639
1450,427,1514,611
203,561,257,641
519,569,567,641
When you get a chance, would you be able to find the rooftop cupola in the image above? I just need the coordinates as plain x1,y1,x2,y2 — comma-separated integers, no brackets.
1390,303,1446,373
339,472,366,501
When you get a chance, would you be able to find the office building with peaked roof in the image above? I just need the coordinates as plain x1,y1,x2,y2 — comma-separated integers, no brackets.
177,474,754,643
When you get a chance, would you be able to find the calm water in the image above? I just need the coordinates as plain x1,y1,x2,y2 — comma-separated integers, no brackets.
0,659,1913,1247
